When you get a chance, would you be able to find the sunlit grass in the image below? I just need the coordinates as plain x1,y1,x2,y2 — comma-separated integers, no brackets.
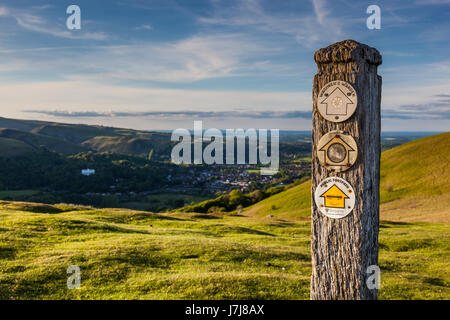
0,202,448,300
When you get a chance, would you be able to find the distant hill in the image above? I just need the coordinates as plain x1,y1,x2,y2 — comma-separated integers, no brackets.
0,117,50,132
82,133,173,157
0,117,172,158
0,137,35,158
30,124,119,144
242,132,450,223
0,128,87,156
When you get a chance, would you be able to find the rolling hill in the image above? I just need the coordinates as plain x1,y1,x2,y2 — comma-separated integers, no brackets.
81,133,173,157
0,132,448,300
0,128,88,155
0,201,448,299
242,132,450,223
0,117,172,158
0,137,35,158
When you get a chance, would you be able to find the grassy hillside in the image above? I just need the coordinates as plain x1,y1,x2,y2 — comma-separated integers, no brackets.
0,137,34,158
243,182,311,219
31,124,120,144
0,128,87,155
0,125,447,299
380,132,450,222
0,117,173,158
0,117,50,132
0,201,448,299
242,132,450,223
82,133,172,157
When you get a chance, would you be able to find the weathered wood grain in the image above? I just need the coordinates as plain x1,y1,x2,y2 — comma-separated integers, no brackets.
310,40,382,300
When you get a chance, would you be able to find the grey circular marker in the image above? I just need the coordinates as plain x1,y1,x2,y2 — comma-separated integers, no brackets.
327,143,346,163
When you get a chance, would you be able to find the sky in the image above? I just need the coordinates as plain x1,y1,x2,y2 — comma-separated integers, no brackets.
0,0,449,131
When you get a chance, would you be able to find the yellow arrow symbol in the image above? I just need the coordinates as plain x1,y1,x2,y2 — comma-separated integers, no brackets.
320,184,349,208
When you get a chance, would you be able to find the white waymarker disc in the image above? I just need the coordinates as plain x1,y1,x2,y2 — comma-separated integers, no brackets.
314,177,355,219
317,80,357,122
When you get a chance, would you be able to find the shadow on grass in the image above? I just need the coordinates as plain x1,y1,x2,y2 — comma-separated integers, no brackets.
234,227,275,236
0,247,17,259
380,221,413,228
423,277,447,287
191,214,221,220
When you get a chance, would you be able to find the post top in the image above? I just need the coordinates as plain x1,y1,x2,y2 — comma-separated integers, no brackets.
314,40,382,66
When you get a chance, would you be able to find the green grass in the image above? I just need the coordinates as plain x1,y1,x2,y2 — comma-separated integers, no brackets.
291,157,312,163
243,132,450,223
0,137,34,158
0,202,448,300
123,193,212,211
0,128,87,155
243,182,311,218
0,132,449,299
145,193,210,204
380,132,449,201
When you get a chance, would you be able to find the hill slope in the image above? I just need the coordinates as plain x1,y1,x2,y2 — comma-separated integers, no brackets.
0,201,448,299
82,133,172,157
243,132,450,223
379,132,450,222
0,128,87,156
0,117,172,158
0,137,35,158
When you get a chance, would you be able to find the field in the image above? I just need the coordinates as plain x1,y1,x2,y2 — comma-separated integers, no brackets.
122,193,211,212
0,133,449,300
0,201,448,300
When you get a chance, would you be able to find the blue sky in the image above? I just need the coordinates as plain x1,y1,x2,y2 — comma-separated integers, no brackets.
0,0,449,131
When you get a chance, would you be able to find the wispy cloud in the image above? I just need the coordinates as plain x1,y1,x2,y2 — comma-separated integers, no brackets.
23,109,313,119
31,4,54,10
0,7,8,16
0,79,310,115
24,97,450,121
382,99,450,119
198,0,344,48
416,0,450,5
134,24,153,31
312,0,327,25
0,33,293,83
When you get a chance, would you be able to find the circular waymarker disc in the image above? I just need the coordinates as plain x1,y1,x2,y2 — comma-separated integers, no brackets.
314,177,355,219
316,131,358,172
317,80,357,122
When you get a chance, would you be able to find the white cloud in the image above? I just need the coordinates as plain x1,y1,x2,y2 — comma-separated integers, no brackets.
198,0,344,48
416,0,450,4
0,80,309,110
312,0,328,25
0,7,9,16
135,24,153,31
0,33,293,83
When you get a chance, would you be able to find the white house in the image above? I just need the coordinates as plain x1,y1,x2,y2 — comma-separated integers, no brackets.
81,169,96,176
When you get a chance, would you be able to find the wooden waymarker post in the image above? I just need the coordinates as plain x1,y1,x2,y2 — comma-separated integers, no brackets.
311,40,382,300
